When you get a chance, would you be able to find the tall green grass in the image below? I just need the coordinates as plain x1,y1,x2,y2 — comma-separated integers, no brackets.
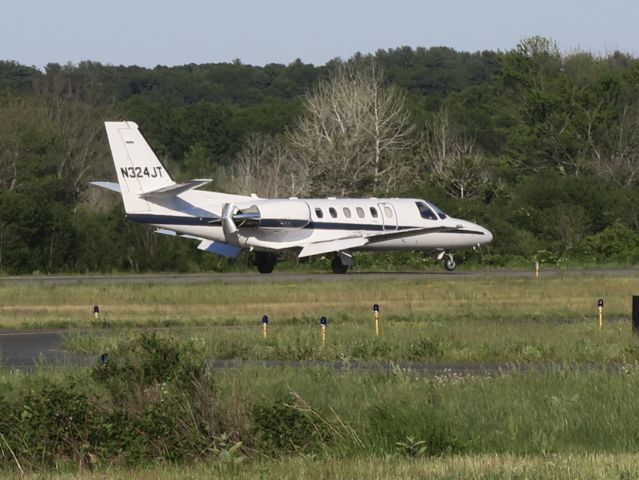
4,334,639,475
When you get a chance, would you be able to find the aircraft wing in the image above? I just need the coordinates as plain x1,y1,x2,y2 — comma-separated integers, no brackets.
297,226,452,258
154,228,241,258
298,236,369,258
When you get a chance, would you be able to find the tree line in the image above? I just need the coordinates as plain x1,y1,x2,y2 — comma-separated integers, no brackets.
1,36,639,274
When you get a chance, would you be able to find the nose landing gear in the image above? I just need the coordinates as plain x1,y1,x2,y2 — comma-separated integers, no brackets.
437,250,456,271
444,254,456,271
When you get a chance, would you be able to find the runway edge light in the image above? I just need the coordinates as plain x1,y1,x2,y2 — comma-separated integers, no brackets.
597,299,604,330
262,315,269,339
373,304,380,337
93,305,100,320
320,316,327,347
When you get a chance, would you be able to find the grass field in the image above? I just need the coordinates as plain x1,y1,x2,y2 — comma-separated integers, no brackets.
2,272,639,478
7,453,639,479
1,272,636,326
2,363,639,478
9,272,630,363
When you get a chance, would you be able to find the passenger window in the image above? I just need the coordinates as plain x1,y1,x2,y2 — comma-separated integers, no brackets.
356,207,365,218
329,207,337,218
315,208,324,219
343,207,352,218
384,206,393,217
370,207,378,218
416,202,437,220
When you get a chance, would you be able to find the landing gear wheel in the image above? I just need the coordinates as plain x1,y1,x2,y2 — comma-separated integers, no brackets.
331,256,349,274
444,255,456,271
255,252,277,274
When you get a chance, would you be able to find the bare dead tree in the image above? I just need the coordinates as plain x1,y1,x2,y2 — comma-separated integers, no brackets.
32,72,116,199
288,64,416,197
230,133,310,198
0,95,37,191
584,103,639,187
423,106,490,199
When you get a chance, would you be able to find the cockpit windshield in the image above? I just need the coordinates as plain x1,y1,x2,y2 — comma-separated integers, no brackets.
416,201,438,220
430,203,447,219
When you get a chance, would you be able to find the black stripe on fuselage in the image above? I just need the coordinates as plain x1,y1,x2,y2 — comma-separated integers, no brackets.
126,213,485,235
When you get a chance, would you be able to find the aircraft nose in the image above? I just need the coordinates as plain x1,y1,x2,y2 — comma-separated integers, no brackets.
480,226,493,245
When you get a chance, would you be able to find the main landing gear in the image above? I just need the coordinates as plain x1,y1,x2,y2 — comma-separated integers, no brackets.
331,256,349,274
330,252,353,274
253,252,278,274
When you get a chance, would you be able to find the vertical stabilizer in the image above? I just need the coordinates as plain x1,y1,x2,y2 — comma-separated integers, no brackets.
104,121,175,213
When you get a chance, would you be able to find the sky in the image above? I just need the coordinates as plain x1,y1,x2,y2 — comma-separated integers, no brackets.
1,0,638,68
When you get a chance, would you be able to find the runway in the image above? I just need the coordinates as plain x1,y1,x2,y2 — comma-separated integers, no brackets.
0,330,91,368
0,267,637,285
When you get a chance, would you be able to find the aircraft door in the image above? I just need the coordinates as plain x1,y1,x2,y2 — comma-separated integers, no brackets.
378,203,398,231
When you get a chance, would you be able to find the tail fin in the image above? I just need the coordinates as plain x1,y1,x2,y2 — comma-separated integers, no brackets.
104,121,175,213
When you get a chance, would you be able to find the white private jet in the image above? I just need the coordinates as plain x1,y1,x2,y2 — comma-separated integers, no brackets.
92,121,492,274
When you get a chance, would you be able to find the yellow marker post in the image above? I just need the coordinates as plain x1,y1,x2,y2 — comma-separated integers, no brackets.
320,316,327,347
597,299,604,330
93,305,100,320
373,304,380,337
262,315,269,339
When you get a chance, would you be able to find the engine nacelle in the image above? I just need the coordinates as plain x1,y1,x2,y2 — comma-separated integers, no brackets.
234,200,310,229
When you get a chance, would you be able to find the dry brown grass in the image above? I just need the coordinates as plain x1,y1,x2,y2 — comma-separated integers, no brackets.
9,453,639,479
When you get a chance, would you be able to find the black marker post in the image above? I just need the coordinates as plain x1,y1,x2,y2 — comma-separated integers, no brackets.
633,297,639,334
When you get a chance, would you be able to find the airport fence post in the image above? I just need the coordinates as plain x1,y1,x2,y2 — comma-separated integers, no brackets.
597,299,604,330
633,297,639,334
320,316,327,347
373,304,380,337
262,315,269,339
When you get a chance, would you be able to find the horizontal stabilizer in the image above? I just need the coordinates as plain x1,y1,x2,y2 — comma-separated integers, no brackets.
298,236,368,258
141,179,212,199
90,181,121,193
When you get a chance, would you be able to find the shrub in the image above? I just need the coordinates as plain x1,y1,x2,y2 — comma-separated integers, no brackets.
251,391,332,455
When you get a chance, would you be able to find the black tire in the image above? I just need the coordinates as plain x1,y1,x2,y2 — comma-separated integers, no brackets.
255,252,276,274
444,256,456,271
331,256,349,274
